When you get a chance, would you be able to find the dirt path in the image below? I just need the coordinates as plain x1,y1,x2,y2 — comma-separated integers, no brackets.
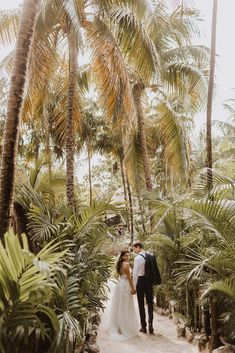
97,281,197,353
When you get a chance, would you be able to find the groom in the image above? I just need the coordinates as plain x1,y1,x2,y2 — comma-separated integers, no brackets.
132,241,154,334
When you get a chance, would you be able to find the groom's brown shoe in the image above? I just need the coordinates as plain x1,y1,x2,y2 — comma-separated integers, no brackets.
140,327,147,333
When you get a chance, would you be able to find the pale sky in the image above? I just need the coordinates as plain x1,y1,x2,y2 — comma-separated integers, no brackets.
195,0,235,126
1,0,235,179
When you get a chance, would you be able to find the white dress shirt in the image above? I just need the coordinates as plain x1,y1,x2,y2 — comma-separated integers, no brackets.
132,250,146,288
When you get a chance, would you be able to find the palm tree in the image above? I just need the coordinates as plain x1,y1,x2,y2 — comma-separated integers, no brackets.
65,29,79,211
114,1,208,193
0,0,208,239
96,128,134,238
206,1,219,349
0,0,40,239
148,166,235,347
79,103,102,206
206,0,218,191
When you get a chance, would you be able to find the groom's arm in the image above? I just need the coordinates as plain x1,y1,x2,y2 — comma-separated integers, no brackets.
132,256,140,289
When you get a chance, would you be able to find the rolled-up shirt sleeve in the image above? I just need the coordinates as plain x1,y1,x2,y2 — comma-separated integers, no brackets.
132,256,140,289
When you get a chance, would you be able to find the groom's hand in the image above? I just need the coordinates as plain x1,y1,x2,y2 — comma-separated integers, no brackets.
131,289,136,295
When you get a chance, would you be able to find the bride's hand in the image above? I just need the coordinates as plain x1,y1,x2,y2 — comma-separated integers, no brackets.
131,289,136,295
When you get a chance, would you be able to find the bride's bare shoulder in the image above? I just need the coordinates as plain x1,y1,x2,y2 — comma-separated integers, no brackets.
122,262,131,275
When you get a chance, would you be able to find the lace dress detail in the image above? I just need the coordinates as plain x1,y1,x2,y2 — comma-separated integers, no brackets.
106,274,139,341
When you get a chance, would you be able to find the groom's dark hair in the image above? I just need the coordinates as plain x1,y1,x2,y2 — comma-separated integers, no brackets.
133,241,144,249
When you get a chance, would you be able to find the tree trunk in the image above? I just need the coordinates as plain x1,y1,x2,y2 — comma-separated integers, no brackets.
88,143,92,206
0,0,40,238
209,296,221,352
66,32,77,211
203,301,211,336
44,109,52,180
136,183,146,236
11,201,28,236
206,0,218,190
119,156,130,231
133,81,153,191
165,157,168,196
126,170,134,242
34,133,40,166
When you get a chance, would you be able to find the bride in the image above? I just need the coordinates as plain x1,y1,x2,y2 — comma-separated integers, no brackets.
106,250,139,341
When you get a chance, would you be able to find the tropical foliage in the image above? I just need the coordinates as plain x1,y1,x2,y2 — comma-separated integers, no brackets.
0,166,116,353
0,0,234,352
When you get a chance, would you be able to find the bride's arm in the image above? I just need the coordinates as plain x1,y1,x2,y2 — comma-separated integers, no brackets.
123,264,136,293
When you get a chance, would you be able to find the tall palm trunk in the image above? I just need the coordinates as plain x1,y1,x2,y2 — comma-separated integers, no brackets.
125,170,134,242
206,0,218,190
136,181,146,236
207,3,219,350
0,0,40,238
34,133,40,166
44,107,52,179
88,142,92,206
133,81,153,191
66,33,77,211
119,156,130,233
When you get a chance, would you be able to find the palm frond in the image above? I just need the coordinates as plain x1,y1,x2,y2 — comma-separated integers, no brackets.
72,200,120,240
0,230,65,352
162,62,207,112
0,9,20,46
110,5,160,82
124,129,145,192
0,49,14,75
203,279,235,301
86,17,135,127
156,99,190,179
192,168,235,199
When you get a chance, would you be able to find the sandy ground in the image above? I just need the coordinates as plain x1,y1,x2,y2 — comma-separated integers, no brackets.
97,281,197,353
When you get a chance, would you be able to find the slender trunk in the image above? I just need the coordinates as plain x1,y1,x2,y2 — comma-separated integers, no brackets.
11,201,27,236
209,296,221,352
136,183,146,236
119,156,130,231
171,169,174,198
133,82,152,191
186,283,190,323
34,129,40,166
44,110,52,179
206,0,218,190
165,157,168,196
198,301,202,333
203,301,211,337
126,171,134,242
66,33,77,211
120,157,128,208
45,120,55,205
88,142,92,206
0,0,40,238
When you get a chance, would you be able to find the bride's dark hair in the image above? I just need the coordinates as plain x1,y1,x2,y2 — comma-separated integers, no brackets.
116,250,129,275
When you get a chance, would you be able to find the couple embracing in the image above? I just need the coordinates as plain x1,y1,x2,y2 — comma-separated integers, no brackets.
107,241,161,341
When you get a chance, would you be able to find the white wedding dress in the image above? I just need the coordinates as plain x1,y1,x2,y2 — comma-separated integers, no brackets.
106,274,139,341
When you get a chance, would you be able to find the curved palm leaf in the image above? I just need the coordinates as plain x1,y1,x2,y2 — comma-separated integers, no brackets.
0,230,65,353
86,17,135,126
0,9,20,46
109,5,160,82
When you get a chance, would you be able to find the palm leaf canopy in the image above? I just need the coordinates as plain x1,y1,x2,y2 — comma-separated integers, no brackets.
86,17,135,127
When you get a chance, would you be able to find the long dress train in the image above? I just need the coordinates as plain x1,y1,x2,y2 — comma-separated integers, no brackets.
106,274,139,341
